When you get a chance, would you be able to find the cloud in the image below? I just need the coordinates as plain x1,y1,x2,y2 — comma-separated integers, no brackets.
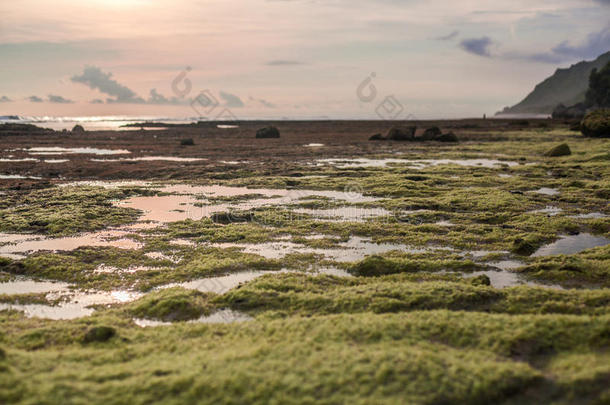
435,30,459,41
460,36,493,57
147,89,184,105
248,96,276,108
48,94,74,104
219,91,244,108
28,96,43,103
90,99,104,104
71,66,144,103
0,96,12,102
593,0,609,5
511,25,610,63
265,60,305,66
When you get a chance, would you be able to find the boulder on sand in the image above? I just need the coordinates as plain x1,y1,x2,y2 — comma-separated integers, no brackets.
72,124,85,134
435,132,458,142
386,126,416,141
256,126,280,138
421,127,442,140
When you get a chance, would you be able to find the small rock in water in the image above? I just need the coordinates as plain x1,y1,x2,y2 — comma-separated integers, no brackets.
72,124,85,134
180,138,195,146
256,126,280,138
544,143,571,157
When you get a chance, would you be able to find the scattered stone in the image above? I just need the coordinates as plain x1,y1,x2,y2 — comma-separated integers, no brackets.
180,138,195,146
435,132,459,142
421,127,442,140
256,126,280,138
581,109,610,138
83,326,116,343
211,211,254,224
71,124,85,134
470,275,491,286
386,126,416,141
544,143,571,157
369,133,384,141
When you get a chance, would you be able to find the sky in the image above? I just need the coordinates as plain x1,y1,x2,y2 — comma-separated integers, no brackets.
0,0,609,119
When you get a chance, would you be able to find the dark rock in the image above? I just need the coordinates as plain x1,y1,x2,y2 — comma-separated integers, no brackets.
421,127,442,140
512,238,538,256
71,124,85,134
348,255,398,277
569,122,581,131
581,109,610,138
386,126,416,141
83,326,116,343
544,143,571,157
369,133,384,141
470,275,491,286
256,126,280,138
435,132,459,142
180,138,195,146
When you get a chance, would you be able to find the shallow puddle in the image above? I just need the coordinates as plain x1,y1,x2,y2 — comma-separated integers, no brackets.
532,233,610,257
133,309,252,327
292,207,391,221
316,158,521,169
462,270,562,289
91,156,206,162
0,227,143,259
529,187,559,196
24,147,131,155
570,212,608,219
527,206,563,216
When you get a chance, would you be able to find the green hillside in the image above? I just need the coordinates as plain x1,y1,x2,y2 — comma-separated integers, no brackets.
501,51,610,114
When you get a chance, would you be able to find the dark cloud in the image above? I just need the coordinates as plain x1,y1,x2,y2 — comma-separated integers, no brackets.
435,30,459,41
71,66,144,103
248,96,276,108
28,96,43,103
459,37,493,57
266,60,305,66
0,96,12,102
219,91,244,108
593,0,609,5
48,94,74,104
512,25,610,63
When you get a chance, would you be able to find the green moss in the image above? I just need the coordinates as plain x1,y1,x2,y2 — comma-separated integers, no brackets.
0,186,142,235
127,288,215,321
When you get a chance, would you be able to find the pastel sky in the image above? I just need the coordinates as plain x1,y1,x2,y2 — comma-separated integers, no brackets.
0,0,609,119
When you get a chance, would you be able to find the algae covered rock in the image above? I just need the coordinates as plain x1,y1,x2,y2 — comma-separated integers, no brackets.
256,126,280,138
180,138,195,146
349,255,399,276
544,143,571,157
581,109,610,138
83,326,116,343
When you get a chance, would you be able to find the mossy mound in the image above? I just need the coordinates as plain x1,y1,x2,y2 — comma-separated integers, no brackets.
545,143,571,157
127,287,215,322
581,109,610,138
